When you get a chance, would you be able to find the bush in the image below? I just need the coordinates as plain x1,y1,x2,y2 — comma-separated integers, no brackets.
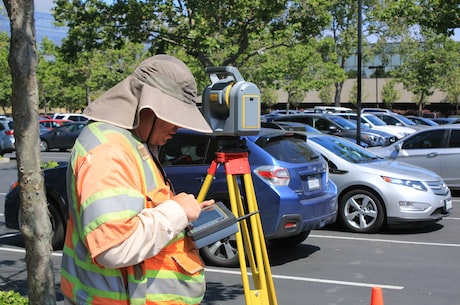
0,290,28,305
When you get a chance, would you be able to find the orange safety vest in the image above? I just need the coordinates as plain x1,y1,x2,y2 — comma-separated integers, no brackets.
61,122,205,305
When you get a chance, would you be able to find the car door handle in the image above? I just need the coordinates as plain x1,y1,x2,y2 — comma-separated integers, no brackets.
427,152,438,158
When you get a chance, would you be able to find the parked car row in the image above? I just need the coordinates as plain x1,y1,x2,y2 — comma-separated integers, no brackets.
264,113,398,147
5,127,338,267
264,110,460,191
261,111,453,232
0,113,88,155
3,110,457,268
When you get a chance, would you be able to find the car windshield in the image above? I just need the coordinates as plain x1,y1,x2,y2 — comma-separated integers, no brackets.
310,136,383,163
328,115,358,130
364,115,387,126
395,114,416,125
260,135,320,163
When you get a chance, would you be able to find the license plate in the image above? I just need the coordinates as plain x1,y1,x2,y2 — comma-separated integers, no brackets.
308,177,320,190
445,199,453,210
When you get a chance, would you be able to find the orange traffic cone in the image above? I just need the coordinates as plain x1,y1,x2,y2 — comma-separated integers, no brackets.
370,286,384,305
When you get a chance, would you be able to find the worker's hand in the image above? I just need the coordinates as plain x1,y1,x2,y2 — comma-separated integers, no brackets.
171,193,215,222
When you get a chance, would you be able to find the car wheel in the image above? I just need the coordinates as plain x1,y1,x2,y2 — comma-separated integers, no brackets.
199,235,239,267
17,200,65,250
270,230,310,248
39,140,49,152
48,203,65,250
339,189,385,233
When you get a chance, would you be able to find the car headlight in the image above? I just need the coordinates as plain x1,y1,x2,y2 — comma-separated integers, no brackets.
396,132,411,139
362,134,384,145
381,176,427,192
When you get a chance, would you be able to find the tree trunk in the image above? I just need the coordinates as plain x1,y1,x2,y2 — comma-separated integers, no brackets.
334,81,343,107
3,0,57,304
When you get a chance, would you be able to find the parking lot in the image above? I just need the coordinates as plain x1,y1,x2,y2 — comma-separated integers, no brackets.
1,152,459,305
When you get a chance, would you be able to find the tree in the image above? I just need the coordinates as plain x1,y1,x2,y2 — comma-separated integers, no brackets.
2,0,56,304
393,33,449,115
53,1,331,81
319,85,335,104
439,40,460,115
37,37,147,112
376,0,460,37
245,37,345,111
0,31,12,114
260,87,278,112
348,80,368,106
316,0,382,107
381,79,400,110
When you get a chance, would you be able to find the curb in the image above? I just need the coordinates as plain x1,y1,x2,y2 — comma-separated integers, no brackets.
0,157,11,163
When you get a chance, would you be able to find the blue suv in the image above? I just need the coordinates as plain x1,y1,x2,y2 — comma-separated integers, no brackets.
4,128,337,267
157,128,337,266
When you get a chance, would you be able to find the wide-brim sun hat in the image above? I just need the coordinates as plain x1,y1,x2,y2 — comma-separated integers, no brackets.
83,54,212,133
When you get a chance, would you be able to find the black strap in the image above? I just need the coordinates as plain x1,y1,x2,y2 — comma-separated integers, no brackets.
148,145,176,194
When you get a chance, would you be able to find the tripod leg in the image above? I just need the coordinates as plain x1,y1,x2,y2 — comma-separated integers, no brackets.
226,173,256,304
197,160,218,202
196,154,278,305
243,173,278,305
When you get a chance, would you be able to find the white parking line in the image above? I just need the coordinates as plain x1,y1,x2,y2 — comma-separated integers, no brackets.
205,268,404,290
0,245,63,257
0,244,404,290
309,234,460,247
445,217,460,220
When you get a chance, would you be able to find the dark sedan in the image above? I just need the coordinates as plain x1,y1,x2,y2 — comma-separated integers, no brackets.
39,122,86,152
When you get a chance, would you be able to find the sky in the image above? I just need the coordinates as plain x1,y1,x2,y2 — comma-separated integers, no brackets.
35,0,55,13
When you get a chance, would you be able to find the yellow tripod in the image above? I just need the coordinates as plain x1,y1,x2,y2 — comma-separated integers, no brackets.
197,145,278,305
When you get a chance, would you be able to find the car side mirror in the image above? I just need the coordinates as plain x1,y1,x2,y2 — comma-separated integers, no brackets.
328,125,338,132
395,142,403,151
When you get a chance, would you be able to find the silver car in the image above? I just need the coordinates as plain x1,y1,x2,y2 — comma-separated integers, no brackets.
307,134,452,233
0,118,15,156
369,125,460,191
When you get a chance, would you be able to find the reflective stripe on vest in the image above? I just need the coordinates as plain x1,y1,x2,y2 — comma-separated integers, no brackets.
61,122,205,305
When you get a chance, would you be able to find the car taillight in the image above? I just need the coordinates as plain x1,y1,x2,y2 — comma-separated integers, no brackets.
8,181,19,192
253,166,290,186
5,130,14,136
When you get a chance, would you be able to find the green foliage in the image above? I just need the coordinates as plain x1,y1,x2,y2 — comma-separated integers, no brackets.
37,38,147,111
0,31,12,113
41,161,60,169
3,0,458,113
319,85,335,104
438,40,460,114
393,33,449,109
260,87,278,109
53,0,331,70
0,291,28,305
377,0,460,36
381,80,401,109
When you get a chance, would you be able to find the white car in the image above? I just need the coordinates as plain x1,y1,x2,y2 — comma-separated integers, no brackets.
307,133,452,233
53,113,88,122
336,113,416,139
